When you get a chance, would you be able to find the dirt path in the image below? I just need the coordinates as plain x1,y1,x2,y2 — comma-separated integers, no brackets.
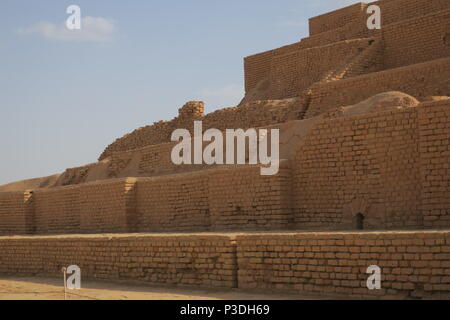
0,277,338,300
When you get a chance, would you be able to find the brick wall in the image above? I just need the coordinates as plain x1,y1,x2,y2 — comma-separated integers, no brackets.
306,57,450,118
136,172,210,232
382,9,450,70
100,98,305,160
0,165,294,235
2,102,449,234
0,234,237,288
22,179,137,235
376,0,450,27
0,192,28,235
244,0,450,102
269,39,372,99
236,231,450,299
208,165,293,231
244,50,275,94
308,0,450,36
34,186,80,234
418,100,450,228
78,179,136,233
1,231,450,298
136,165,293,232
309,3,366,36
293,107,422,230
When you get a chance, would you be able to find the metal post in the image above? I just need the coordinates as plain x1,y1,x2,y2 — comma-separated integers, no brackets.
61,267,67,300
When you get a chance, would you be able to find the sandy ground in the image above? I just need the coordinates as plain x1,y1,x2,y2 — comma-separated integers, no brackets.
0,277,338,300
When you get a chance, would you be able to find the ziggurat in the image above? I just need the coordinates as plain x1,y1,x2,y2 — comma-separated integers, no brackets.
1,0,450,299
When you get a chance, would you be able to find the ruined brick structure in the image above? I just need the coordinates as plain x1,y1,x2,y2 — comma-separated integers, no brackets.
1,0,450,299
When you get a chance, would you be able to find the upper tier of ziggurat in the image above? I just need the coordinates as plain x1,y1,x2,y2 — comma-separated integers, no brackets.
0,0,449,299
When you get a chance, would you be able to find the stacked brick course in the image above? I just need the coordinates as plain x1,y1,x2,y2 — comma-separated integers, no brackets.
269,38,373,99
306,57,450,118
99,98,304,161
418,101,450,228
0,234,236,288
208,165,292,231
236,231,450,299
244,0,450,108
0,231,449,298
136,172,211,232
293,107,421,229
0,192,28,235
34,186,80,234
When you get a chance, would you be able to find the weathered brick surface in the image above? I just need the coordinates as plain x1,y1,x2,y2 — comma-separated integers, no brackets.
1,100,449,235
96,1,450,166
0,234,237,288
100,99,304,161
309,0,450,36
418,101,450,228
382,9,450,69
293,107,422,229
1,231,450,298
306,57,450,118
236,231,450,299
0,165,293,235
136,172,210,232
245,2,450,104
309,3,366,36
78,179,136,233
1,179,137,235
269,38,373,99
208,165,293,231
136,165,293,232
0,192,29,235
34,186,80,234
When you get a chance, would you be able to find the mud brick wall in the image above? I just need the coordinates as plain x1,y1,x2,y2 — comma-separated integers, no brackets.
137,142,178,175
308,3,366,36
418,100,450,228
300,21,373,51
0,192,28,235
136,165,293,232
334,37,384,81
244,0,450,100
0,234,237,288
308,0,450,36
0,164,293,235
33,186,80,234
109,140,213,178
244,50,275,94
292,107,421,230
107,141,179,178
382,9,450,70
136,172,210,232
269,39,372,99
202,99,304,130
208,165,293,231
2,231,450,298
306,57,450,118
78,179,136,233
100,99,303,160
376,0,450,27
236,231,450,299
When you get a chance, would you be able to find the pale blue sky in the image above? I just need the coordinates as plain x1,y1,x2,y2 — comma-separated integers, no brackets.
0,0,353,184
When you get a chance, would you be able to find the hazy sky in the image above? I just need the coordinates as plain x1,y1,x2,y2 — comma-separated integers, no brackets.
0,0,354,185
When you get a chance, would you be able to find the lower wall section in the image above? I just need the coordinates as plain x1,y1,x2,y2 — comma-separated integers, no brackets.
0,230,449,299
0,234,236,288
418,101,450,228
237,231,450,299
306,57,450,118
0,192,30,235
